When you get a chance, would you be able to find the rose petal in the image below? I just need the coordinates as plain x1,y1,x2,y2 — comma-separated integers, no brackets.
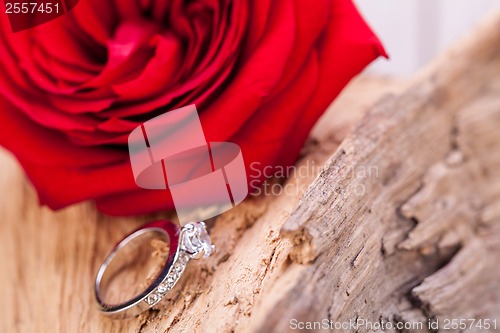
199,0,296,138
111,32,183,99
71,0,115,45
0,97,125,167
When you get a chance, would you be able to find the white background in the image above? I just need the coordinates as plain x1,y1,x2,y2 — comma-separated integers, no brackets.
355,0,500,76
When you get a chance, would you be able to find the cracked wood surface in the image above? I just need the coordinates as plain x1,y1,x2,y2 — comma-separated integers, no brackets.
1,12,500,333
278,12,500,333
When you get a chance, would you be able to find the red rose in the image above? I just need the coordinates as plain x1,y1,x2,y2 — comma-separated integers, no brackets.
0,0,386,215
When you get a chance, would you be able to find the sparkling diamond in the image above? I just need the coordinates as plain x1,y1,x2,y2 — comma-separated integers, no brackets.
157,285,168,294
181,222,213,258
145,293,159,305
177,254,188,265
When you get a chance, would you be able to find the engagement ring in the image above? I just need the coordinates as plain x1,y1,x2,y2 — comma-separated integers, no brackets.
95,220,213,318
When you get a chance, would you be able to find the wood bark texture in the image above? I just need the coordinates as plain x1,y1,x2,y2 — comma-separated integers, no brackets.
1,12,500,333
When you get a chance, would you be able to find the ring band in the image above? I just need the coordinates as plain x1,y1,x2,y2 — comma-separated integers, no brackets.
95,220,213,319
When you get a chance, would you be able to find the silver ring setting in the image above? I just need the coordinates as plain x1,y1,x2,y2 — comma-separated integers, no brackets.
94,220,214,319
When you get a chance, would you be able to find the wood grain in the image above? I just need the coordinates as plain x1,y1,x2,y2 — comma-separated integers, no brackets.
1,11,500,333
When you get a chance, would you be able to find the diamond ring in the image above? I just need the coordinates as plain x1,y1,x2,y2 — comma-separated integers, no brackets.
94,220,213,318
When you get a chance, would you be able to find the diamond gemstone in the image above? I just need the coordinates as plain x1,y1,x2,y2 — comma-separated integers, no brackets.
178,254,188,265
157,285,168,294
145,293,159,305
182,222,213,257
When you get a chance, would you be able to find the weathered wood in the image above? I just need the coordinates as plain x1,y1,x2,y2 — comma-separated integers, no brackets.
276,11,500,333
1,11,500,333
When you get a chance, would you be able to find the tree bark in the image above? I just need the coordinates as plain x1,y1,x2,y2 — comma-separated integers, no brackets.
1,11,500,333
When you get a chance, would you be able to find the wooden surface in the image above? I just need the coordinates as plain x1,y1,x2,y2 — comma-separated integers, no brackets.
1,12,500,333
